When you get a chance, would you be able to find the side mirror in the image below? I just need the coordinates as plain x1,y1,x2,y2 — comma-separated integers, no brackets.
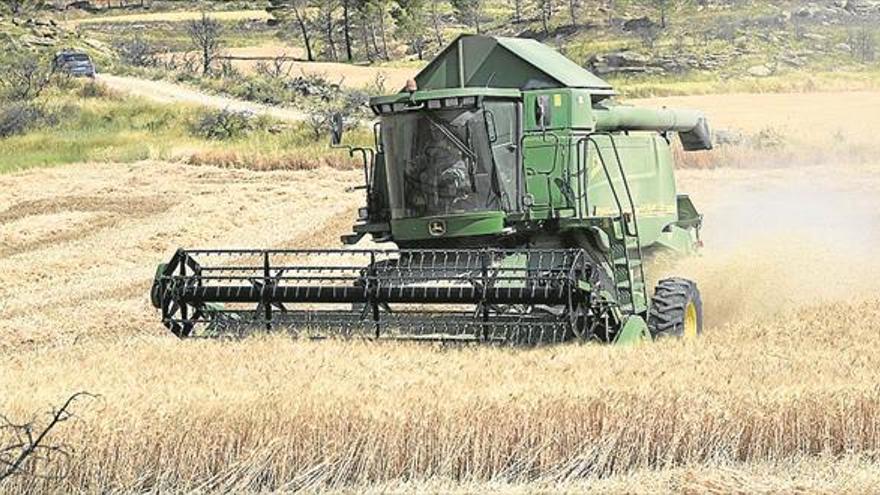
330,112,344,146
534,96,548,132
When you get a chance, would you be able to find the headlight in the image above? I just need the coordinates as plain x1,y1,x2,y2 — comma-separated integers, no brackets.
358,207,370,220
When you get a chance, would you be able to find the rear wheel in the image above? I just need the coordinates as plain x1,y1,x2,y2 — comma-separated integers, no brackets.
647,278,702,339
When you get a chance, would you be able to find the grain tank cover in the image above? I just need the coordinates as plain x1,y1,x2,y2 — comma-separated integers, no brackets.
414,34,614,94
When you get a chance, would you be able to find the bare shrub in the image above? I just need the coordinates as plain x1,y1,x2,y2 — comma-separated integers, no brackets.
186,12,223,76
113,35,160,68
303,99,333,141
635,24,662,50
254,55,293,80
0,50,52,101
365,70,388,95
0,392,93,485
0,103,46,138
76,81,121,99
302,87,368,141
192,109,255,140
215,58,241,80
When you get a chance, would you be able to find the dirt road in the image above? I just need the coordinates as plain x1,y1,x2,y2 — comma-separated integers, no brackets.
63,9,270,26
97,74,306,121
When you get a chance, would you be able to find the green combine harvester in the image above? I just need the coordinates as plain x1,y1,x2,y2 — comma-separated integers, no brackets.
150,35,710,344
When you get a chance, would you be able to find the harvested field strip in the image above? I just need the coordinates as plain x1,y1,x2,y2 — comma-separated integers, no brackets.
2,295,879,493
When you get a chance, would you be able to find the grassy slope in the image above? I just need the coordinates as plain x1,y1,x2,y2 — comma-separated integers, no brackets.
0,81,366,174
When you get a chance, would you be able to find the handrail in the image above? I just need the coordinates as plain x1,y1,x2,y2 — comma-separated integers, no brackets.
595,132,648,301
575,133,648,311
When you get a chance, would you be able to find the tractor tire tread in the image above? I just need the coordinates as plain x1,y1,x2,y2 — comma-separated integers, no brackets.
647,277,702,338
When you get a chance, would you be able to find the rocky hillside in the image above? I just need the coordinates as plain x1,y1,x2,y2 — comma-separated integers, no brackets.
538,1,880,83
0,14,111,58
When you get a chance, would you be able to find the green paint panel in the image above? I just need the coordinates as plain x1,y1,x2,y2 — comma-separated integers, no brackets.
391,211,506,241
614,315,650,345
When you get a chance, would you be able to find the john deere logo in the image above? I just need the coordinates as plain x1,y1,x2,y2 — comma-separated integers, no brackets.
428,220,446,236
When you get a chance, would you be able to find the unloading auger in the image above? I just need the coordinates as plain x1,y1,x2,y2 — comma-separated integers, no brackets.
151,35,710,344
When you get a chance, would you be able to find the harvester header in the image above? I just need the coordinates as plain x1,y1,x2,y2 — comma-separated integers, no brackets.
151,35,709,344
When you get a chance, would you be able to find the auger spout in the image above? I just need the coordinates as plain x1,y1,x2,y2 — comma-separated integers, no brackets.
593,105,713,151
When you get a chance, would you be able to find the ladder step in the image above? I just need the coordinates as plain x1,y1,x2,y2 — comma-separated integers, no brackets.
613,257,642,267
616,281,645,290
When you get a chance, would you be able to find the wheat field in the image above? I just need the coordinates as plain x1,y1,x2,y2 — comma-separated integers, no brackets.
2,93,880,493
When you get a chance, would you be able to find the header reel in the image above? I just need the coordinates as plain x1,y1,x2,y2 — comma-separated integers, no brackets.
150,248,629,344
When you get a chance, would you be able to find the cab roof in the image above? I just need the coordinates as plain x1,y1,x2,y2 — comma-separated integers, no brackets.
413,34,613,94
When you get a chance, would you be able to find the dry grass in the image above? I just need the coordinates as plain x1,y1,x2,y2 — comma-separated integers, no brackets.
633,90,880,170
3,92,880,492
1,295,879,492
186,149,361,171
631,91,880,149
2,161,880,492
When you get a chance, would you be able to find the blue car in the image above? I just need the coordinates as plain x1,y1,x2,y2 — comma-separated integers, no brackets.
53,50,96,78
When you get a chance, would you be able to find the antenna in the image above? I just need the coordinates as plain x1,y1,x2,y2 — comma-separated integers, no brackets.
485,72,497,88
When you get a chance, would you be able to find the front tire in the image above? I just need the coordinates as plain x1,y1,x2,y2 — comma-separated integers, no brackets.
647,278,702,339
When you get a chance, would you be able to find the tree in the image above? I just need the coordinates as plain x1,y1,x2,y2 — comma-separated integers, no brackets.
429,0,447,47
0,49,51,101
538,0,555,35
849,27,877,63
647,0,689,28
510,0,524,23
186,12,223,76
352,0,390,61
267,0,316,62
395,0,428,60
451,0,486,34
568,0,579,26
635,22,661,50
341,0,354,61
353,0,376,62
317,0,339,61
372,0,392,61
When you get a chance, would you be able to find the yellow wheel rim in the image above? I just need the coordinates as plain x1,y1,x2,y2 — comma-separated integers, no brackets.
683,301,698,339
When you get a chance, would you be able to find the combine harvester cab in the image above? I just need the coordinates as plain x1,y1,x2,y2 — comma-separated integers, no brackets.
151,35,710,344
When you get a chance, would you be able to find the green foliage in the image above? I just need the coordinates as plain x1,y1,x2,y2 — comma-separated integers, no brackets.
393,0,428,59
0,81,368,174
450,0,486,34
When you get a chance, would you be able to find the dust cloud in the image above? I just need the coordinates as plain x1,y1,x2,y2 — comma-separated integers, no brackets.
662,163,880,328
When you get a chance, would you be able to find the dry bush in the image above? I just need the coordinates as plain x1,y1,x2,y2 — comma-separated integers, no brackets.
75,81,122,100
0,103,47,138
0,50,52,102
